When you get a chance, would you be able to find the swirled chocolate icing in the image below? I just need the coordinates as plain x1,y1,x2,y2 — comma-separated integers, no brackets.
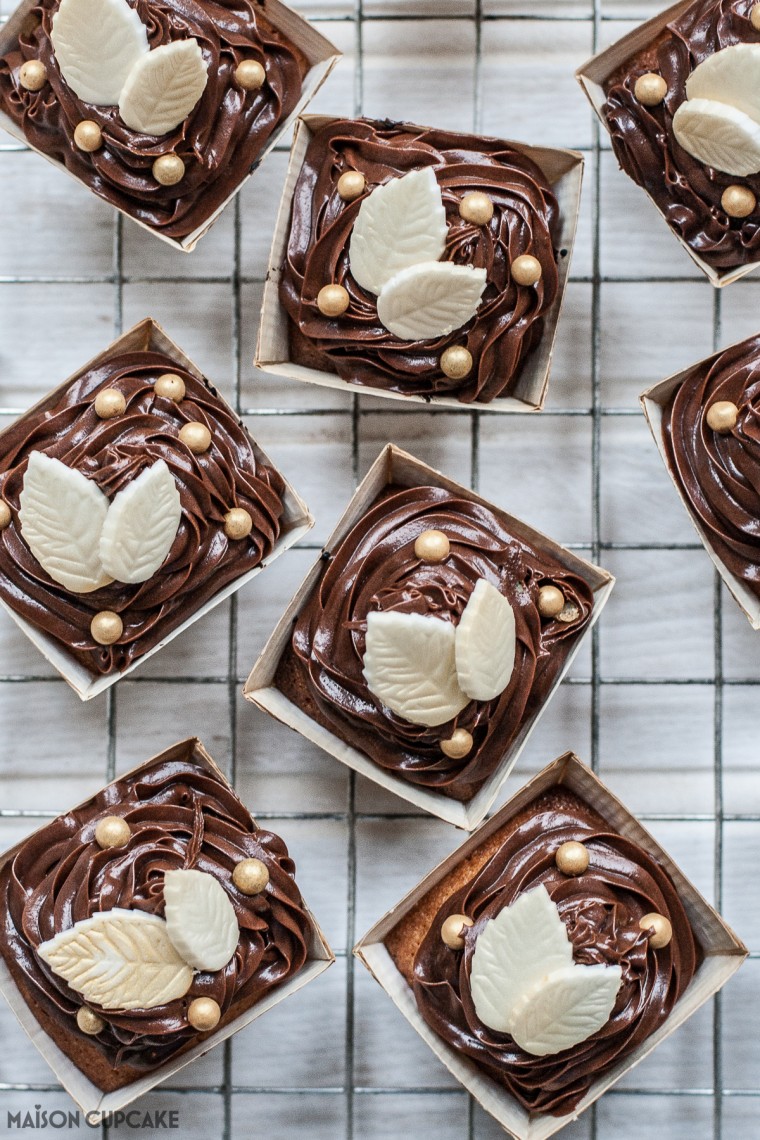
0,348,287,676
387,787,700,1117
275,485,595,802
0,0,309,242
0,743,312,1090
661,333,760,597
279,119,562,403
603,0,760,273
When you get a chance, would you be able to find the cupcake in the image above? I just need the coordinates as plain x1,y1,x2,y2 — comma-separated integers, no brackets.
0,319,312,698
258,115,583,409
0,0,339,249
0,738,332,1107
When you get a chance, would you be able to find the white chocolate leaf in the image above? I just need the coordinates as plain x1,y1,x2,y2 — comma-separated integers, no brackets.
18,451,112,594
99,460,181,584
37,909,193,1011
508,963,622,1057
376,261,487,341
348,168,447,296
163,869,239,972
686,43,760,126
118,39,208,136
455,579,516,701
470,885,573,1034
362,610,469,728
672,98,760,176
50,0,148,105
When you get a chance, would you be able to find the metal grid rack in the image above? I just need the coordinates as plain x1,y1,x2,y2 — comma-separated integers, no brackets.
0,1,758,1138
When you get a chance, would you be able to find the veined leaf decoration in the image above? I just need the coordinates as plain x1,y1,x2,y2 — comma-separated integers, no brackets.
455,579,516,701
50,0,149,105
163,869,239,972
685,43,760,126
672,98,760,177
18,451,112,594
348,168,447,296
99,460,181,585
376,261,487,341
37,909,194,1011
508,963,622,1057
119,39,208,136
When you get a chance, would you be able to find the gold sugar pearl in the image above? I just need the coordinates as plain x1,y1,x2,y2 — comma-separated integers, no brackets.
94,388,126,419
235,59,266,91
633,72,668,107
154,372,186,401
337,170,366,201
74,120,102,153
179,421,212,454
76,1006,105,1035
721,185,756,218
152,153,186,186
440,728,473,760
187,996,221,1031
414,529,450,562
18,59,47,92
752,3,760,31
639,911,673,949
555,840,590,876
317,284,350,318
441,914,473,950
440,346,473,380
706,400,738,434
94,815,131,849
224,508,253,540
459,191,494,226
511,254,543,287
538,584,565,619
91,610,123,646
0,501,11,530
232,857,270,895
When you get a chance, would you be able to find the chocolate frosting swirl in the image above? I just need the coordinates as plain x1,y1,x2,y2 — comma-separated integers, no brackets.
279,119,561,404
0,746,312,1077
276,485,594,802
0,349,287,676
411,788,700,1116
662,333,760,597
603,0,760,273
0,0,309,242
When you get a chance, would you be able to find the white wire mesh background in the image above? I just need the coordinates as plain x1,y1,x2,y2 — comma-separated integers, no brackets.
0,0,759,1137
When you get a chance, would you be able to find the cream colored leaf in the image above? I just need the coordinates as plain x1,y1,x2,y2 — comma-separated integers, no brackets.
119,39,208,136
163,869,239,972
362,611,469,728
455,579,516,701
686,43,760,125
377,261,487,341
508,963,622,1057
672,98,760,176
50,0,148,104
18,451,112,594
348,168,447,296
99,460,181,584
470,886,573,1034
37,909,194,1011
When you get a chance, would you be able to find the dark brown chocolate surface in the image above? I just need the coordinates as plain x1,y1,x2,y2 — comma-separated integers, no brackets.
279,118,562,403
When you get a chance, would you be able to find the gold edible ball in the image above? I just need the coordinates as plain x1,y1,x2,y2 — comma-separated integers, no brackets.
152,153,186,186
639,911,673,950
317,283,350,318
706,400,739,434
538,584,565,619
440,345,473,380
440,728,474,760
633,72,668,107
441,914,473,950
235,59,266,91
414,528,450,562
19,59,47,92
721,184,756,218
187,996,221,1032
232,857,270,895
76,1006,105,1036
337,170,366,201
91,610,123,645
154,372,186,401
179,421,212,454
224,508,253,540
751,3,760,31
94,815,131,849
459,191,494,226
94,388,126,419
555,840,590,876
0,501,11,530
511,254,543,287
74,120,102,153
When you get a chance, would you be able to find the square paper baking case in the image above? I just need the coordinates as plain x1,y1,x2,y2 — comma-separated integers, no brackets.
243,444,614,830
254,114,583,412
354,751,747,1140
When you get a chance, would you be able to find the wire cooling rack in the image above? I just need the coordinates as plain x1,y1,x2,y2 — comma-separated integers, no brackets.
1,1,759,1138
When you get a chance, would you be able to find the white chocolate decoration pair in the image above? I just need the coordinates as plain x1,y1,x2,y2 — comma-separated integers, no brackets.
672,44,760,177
